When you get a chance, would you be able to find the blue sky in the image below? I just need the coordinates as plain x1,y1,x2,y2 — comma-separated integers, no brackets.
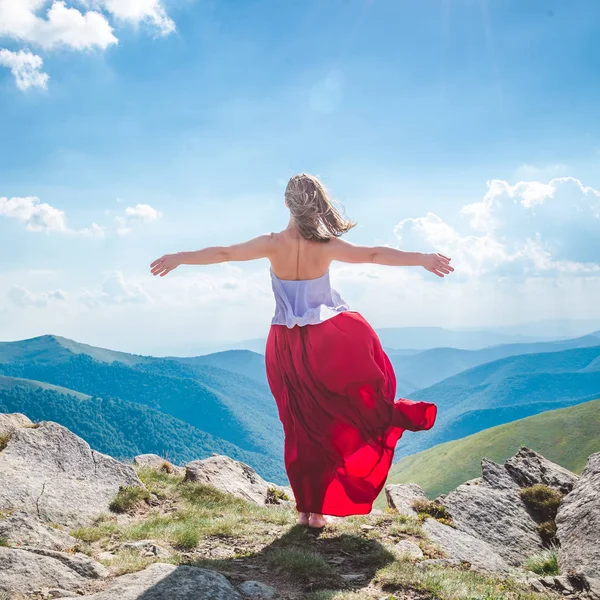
1,0,600,353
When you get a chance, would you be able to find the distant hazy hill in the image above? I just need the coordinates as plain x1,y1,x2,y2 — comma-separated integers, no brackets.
0,335,284,480
0,376,285,482
389,331,600,391
381,397,600,502
394,344,600,459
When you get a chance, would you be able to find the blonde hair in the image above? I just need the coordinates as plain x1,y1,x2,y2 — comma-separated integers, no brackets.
284,173,356,242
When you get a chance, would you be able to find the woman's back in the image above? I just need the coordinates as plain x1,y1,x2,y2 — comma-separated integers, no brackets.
269,230,332,281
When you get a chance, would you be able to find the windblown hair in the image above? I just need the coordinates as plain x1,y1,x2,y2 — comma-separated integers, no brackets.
284,173,356,242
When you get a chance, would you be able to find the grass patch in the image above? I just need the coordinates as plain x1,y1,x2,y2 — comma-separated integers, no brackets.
523,547,559,576
376,560,548,599
412,499,453,525
309,592,396,600
519,485,562,521
265,486,290,504
265,548,333,581
104,548,157,576
71,519,120,543
109,485,151,513
0,537,10,547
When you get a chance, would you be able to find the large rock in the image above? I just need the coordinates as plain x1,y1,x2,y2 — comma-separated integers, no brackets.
0,420,144,526
556,452,600,585
20,547,108,579
0,412,33,437
0,547,86,595
185,455,291,505
80,562,243,599
438,448,577,567
421,517,510,573
385,483,428,516
134,454,185,477
0,511,77,550
504,447,579,494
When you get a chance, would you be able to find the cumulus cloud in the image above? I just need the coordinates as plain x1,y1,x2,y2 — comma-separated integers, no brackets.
79,271,151,308
116,203,162,235
0,195,105,236
8,285,66,308
0,0,175,91
395,177,600,278
0,48,49,90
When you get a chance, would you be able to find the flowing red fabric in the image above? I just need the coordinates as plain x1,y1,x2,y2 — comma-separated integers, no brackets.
265,311,437,517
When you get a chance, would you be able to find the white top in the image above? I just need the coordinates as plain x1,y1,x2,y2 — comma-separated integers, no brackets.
270,268,349,328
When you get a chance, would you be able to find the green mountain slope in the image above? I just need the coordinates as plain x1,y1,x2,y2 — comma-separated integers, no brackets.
394,344,600,459
389,331,600,391
380,397,600,503
0,378,285,482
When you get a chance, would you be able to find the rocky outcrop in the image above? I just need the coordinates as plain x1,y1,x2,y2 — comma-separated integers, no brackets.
0,547,89,595
556,452,600,587
436,448,576,567
238,580,276,599
80,562,244,599
385,483,428,516
421,516,510,573
134,454,185,477
185,455,292,505
0,412,33,437
0,511,77,551
0,419,144,526
19,547,108,579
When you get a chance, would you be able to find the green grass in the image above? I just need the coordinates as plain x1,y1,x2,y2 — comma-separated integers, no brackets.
523,548,559,576
519,485,562,521
109,486,151,513
265,548,333,581
379,398,600,503
0,537,9,547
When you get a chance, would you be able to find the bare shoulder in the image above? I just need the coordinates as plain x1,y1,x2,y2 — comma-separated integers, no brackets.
326,236,377,264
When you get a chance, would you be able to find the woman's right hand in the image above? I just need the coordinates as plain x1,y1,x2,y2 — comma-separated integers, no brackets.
422,253,454,277
150,253,182,277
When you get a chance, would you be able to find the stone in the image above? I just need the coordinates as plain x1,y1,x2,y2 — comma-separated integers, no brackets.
0,420,144,526
340,573,365,583
0,547,85,595
0,511,77,550
438,454,551,566
133,454,185,477
384,483,428,516
504,447,579,494
97,552,115,562
393,539,424,560
20,547,108,579
121,540,171,558
79,562,244,599
47,590,79,598
185,455,290,505
416,558,463,569
421,516,510,573
556,452,600,583
0,412,33,437
238,580,276,599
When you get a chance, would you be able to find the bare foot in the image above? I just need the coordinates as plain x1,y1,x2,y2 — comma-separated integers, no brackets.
308,513,328,528
296,512,309,526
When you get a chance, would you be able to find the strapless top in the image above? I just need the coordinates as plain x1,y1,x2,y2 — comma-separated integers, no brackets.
270,268,349,328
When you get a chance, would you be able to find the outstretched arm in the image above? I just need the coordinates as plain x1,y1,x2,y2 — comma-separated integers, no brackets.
328,238,453,278
151,234,275,277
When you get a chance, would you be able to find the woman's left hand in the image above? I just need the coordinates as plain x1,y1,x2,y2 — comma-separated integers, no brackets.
150,253,181,277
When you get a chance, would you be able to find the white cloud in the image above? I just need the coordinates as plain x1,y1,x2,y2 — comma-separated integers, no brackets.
0,48,49,90
0,195,105,236
0,0,117,50
395,177,600,278
79,271,151,308
94,0,175,36
116,203,162,235
8,285,66,308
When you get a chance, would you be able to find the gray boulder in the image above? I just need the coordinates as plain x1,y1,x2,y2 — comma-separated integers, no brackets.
185,455,291,505
0,511,77,550
393,539,424,560
0,412,33,437
0,420,144,526
121,540,172,558
556,452,600,585
385,483,428,516
504,447,579,494
0,547,86,595
438,448,577,567
20,547,108,579
133,454,185,477
80,562,243,599
421,516,510,573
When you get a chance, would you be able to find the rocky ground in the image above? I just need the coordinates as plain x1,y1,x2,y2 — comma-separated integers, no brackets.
0,412,599,599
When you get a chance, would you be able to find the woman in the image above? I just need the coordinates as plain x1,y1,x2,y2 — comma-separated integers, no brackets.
151,173,452,528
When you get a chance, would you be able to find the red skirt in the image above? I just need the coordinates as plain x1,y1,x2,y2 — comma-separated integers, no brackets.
265,311,437,517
